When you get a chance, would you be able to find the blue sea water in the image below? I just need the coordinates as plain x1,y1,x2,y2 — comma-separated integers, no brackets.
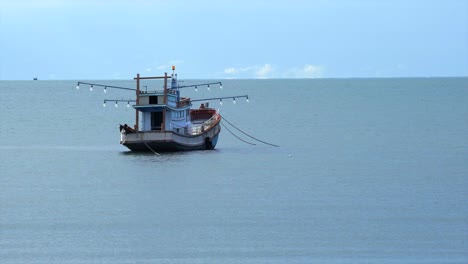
0,78,467,263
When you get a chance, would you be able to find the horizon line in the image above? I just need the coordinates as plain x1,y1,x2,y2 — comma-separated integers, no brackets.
1,76,468,81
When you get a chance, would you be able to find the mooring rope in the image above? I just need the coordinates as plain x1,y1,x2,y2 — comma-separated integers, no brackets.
143,141,161,156
221,121,256,146
221,116,280,147
136,131,161,156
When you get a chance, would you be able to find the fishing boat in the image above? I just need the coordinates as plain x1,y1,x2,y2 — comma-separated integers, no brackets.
76,66,248,152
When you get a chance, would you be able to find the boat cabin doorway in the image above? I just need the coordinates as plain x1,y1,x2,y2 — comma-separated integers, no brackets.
151,112,163,130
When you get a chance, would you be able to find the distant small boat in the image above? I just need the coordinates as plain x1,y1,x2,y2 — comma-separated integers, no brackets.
33,77,38,80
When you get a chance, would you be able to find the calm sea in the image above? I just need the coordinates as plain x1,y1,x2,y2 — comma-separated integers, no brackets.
1,78,467,263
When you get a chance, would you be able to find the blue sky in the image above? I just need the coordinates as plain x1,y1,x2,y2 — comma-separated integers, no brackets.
0,0,467,79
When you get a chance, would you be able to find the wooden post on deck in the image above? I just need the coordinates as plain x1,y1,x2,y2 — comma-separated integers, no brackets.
135,73,140,130
162,72,167,131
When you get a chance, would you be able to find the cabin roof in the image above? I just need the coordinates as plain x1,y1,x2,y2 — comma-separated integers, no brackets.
133,104,191,112
139,90,165,96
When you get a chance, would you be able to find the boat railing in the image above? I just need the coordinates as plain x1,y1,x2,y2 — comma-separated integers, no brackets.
170,123,188,135
190,126,202,135
168,113,220,136
139,90,165,95
201,113,220,131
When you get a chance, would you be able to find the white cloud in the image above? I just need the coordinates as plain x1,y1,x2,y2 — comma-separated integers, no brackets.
155,60,185,72
375,70,384,77
223,66,256,75
255,64,274,78
302,64,324,78
284,64,324,78
169,60,184,66
223,63,324,79
224,67,239,74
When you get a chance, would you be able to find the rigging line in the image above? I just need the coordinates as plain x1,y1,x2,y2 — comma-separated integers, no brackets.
221,116,280,147
221,121,256,146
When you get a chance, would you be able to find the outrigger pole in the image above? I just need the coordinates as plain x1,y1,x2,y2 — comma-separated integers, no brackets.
191,95,249,102
77,78,247,130
176,82,223,89
76,82,136,91
102,99,137,108
102,96,248,105
76,81,223,92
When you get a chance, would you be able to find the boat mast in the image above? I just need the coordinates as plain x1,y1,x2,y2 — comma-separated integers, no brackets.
135,73,140,130
162,72,168,131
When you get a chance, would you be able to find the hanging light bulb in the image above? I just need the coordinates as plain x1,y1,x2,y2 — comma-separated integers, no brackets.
104,87,107,93
76,84,80,90
219,99,223,105
90,85,93,91
115,101,118,108
219,83,223,90
246,96,249,103
233,98,236,104
103,100,106,107
195,86,198,92
127,101,130,108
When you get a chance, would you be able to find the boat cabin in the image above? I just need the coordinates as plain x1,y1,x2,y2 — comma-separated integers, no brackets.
133,72,194,133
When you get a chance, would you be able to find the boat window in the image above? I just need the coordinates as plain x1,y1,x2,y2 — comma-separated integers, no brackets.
172,110,185,119
149,96,158,104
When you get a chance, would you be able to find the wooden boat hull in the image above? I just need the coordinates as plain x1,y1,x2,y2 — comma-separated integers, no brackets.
120,122,220,152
